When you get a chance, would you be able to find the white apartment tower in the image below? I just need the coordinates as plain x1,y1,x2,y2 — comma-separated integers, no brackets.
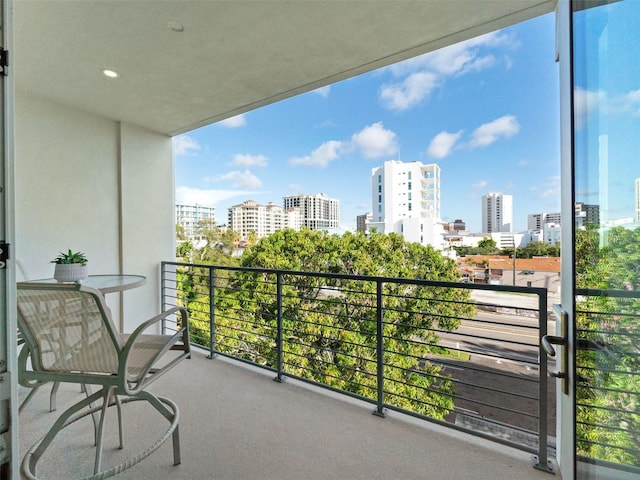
175,204,216,238
482,193,513,233
368,160,444,248
282,193,340,230
228,200,301,240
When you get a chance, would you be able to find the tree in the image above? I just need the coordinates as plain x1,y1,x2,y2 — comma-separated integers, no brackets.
213,229,475,420
477,237,497,250
574,225,640,466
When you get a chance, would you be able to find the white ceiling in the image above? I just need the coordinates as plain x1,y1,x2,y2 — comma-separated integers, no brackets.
14,0,555,136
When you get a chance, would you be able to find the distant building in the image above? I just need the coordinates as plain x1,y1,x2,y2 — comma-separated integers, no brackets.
356,212,372,234
575,202,600,227
528,204,599,240
228,200,301,240
447,219,466,232
368,159,443,248
175,204,216,239
283,193,340,230
482,193,512,233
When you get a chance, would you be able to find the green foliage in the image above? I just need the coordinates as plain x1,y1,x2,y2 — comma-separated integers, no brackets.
51,249,87,265
206,229,475,420
575,225,640,466
477,237,497,250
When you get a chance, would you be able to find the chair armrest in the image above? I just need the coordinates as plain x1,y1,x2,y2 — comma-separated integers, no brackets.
125,306,189,342
118,307,190,394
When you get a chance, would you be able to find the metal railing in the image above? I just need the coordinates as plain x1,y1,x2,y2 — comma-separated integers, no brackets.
575,288,640,474
161,261,553,470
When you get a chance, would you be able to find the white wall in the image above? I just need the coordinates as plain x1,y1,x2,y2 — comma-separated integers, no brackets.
120,123,174,331
15,93,174,332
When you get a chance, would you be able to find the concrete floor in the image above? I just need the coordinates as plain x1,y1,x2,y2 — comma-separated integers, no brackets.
19,349,559,480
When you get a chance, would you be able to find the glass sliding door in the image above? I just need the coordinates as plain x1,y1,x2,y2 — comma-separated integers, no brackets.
570,0,640,478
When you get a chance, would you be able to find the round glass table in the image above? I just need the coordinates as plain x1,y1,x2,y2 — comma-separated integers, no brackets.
28,274,146,295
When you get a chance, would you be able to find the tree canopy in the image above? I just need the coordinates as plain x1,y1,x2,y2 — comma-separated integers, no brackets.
198,229,474,419
574,225,640,466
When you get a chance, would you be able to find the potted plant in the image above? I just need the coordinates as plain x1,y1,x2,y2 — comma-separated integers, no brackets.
51,249,88,282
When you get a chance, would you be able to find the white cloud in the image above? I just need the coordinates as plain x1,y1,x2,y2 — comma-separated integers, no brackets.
574,88,602,127
379,72,438,111
173,134,200,156
231,154,268,167
288,183,304,192
176,186,256,206
206,170,262,189
472,180,488,189
530,176,560,199
288,123,397,168
349,122,398,159
614,89,640,116
427,130,463,158
312,86,331,98
218,114,247,128
518,159,528,167
380,30,511,111
469,115,520,148
289,140,343,167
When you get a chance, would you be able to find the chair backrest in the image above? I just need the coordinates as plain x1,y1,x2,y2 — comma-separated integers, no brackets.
17,282,123,375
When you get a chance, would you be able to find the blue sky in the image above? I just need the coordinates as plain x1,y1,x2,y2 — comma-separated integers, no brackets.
175,13,561,232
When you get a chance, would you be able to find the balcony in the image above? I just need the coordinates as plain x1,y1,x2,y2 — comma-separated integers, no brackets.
18,263,640,478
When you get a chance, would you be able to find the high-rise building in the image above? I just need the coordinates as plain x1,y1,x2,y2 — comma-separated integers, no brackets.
228,200,301,240
175,204,216,238
482,193,513,233
282,193,340,230
368,160,444,248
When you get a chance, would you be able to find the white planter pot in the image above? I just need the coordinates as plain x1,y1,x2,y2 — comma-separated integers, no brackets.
53,264,88,282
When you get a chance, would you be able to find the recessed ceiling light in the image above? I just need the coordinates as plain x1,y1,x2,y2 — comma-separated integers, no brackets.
167,21,184,32
102,69,119,78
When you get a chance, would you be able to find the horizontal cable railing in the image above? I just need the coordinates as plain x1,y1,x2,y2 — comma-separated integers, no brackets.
161,261,553,470
575,288,640,474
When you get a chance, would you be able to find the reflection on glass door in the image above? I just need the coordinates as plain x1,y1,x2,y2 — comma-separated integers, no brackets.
572,1,640,478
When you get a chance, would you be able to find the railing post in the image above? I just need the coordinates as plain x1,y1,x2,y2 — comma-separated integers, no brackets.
534,290,553,473
208,266,217,359
160,262,166,334
373,279,386,417
274,273,285,383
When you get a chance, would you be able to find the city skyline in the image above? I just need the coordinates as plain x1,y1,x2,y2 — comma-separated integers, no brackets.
174,13,560,232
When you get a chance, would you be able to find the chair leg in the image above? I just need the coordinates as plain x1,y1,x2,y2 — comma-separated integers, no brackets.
137,390,181,465
115,394,124,449
93,386,116,474
25,387,106,477
49,381,60,412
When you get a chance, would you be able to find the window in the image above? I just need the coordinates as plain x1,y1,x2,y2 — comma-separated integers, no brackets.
408,192,412,200
378,195,382,203
408,203,412,211
378,185,382,193
408,182,412,190
408,171,412,180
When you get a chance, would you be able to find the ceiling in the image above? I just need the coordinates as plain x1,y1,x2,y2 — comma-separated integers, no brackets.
14,0,555,137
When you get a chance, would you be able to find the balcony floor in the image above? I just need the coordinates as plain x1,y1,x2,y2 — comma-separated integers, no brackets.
19,349,558,479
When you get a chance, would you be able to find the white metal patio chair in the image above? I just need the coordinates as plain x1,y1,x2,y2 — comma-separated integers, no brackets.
17,281,191,479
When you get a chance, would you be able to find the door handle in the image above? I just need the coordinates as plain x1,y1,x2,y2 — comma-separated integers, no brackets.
543,304,569,395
